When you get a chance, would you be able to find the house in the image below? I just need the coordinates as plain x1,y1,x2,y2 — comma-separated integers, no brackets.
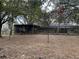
14,24,41,34
14,23,79,34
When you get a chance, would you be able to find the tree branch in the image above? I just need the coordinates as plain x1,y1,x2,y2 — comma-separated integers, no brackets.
1,17,10,24
1,12,8,21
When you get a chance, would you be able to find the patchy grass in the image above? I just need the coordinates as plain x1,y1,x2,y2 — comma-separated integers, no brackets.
0,35,79,59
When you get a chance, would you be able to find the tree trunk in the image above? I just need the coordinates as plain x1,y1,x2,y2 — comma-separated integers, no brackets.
57,23,60,33
47,28,50,43
0,24,2,37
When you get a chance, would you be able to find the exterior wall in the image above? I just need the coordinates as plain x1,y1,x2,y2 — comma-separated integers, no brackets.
1,22,14,36
1,22,10,36
14,24,41,34
14,24,79,35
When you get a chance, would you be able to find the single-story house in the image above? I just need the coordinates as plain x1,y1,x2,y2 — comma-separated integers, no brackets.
14,24,79,34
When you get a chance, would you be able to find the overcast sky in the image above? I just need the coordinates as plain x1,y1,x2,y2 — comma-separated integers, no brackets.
41,0,59,13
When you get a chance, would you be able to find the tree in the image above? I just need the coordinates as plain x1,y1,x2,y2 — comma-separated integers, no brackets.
0,1,3,37
25,0,42,24
42,13,51,43
0,1,10,37
0,0,43,37
0,0,26,37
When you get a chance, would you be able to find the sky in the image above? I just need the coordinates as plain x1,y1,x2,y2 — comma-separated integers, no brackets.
41,0,57,13
41,1,55,12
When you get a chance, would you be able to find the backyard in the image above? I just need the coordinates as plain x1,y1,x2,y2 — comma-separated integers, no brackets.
0,35,79,59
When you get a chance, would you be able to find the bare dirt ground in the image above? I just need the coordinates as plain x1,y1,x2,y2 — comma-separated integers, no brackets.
0,35,79,59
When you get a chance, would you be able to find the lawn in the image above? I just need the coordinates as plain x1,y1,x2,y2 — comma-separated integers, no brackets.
0,35,79,59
